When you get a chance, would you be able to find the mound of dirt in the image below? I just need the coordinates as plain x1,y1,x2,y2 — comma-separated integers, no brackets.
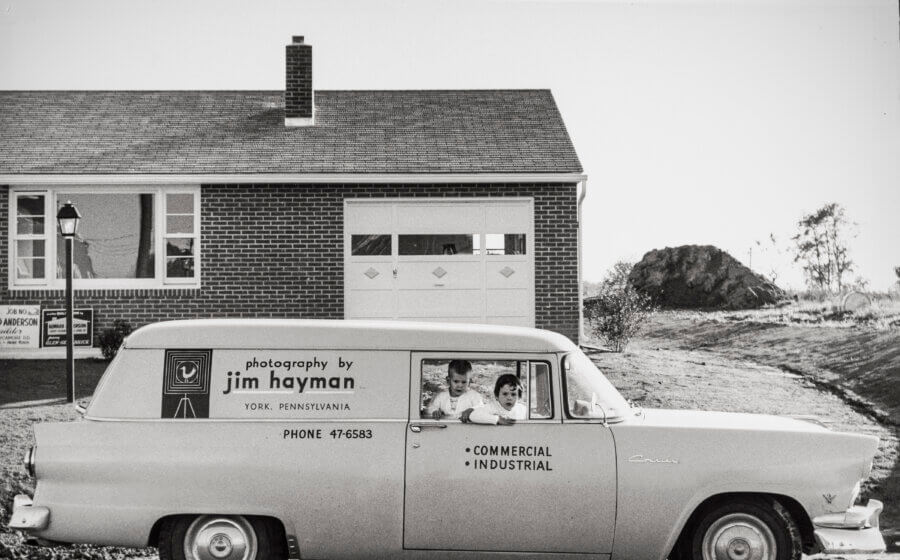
629,245,785,309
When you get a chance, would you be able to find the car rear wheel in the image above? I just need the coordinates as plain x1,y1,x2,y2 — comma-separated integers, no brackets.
676,498,801,560
158,514,285,560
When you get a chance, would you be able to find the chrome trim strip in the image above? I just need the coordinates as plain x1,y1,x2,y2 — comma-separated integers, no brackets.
83,416,410,423
83,416,563,424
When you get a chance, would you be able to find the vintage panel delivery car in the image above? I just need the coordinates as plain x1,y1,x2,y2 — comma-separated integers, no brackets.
10,319,886,559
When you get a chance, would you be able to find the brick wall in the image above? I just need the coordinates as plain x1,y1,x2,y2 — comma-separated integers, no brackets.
0,183,580,342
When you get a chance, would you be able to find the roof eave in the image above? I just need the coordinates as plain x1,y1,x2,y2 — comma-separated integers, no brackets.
0,172,587,185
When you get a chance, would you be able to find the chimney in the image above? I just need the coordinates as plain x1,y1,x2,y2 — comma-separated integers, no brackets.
285,36,314,127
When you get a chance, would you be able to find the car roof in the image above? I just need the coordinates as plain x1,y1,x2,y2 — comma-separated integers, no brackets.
124,319,577,353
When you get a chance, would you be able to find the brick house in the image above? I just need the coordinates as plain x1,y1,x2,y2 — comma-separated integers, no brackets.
0,36,587,351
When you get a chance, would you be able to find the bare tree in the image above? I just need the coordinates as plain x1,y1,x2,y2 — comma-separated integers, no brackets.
791,203,856,294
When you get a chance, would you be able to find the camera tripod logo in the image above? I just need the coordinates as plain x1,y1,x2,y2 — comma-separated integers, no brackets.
161,350,212,419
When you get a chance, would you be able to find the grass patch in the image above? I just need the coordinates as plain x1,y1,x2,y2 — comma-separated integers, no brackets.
704,298,900,329
0,359,109,406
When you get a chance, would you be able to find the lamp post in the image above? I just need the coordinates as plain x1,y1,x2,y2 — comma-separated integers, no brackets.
57,201,81,403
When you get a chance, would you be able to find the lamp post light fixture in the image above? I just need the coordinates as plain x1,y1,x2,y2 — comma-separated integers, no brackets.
56,201,81,403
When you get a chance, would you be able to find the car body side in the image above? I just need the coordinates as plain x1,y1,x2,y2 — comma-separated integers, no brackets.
13,319,883,559
609,411,877,559
28,409,877,559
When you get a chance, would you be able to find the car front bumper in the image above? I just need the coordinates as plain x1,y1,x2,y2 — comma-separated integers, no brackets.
813,499,886,554
8,494,50,531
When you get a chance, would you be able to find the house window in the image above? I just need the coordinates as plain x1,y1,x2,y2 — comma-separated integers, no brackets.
9,187,200,289
12,194,48,284
55,193,156,280
164,193,198,281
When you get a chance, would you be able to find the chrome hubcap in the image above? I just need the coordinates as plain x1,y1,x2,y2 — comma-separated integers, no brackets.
209,533,233,558
184,516,257,560
702,513,777,560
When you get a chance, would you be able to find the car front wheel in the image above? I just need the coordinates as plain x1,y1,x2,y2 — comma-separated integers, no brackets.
683,498,801,560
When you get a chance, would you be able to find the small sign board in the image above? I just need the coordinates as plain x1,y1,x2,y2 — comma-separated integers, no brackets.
0,305,41,349
41,309,94,347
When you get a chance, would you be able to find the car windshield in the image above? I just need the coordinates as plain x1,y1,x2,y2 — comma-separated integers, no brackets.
563,349,630,422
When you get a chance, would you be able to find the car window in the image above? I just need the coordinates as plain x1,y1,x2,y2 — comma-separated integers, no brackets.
529,362,553,419
419,358,553,421
563,349,629,422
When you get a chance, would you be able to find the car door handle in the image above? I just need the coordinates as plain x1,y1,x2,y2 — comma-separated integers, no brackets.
409,423,447,432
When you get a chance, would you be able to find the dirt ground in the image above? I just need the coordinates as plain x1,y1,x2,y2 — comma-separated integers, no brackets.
589,309,900,559
2,310,899,560
638,310,900,421
632,311,900,532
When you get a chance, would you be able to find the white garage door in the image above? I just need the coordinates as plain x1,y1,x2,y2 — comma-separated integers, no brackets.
345,199,534,327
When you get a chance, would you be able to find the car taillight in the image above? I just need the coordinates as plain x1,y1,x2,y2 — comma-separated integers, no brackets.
23,446,35,477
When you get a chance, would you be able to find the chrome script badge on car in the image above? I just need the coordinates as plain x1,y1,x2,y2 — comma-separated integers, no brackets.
628,454,679,465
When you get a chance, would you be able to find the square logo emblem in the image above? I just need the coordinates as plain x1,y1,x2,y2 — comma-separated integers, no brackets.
161,349,212,418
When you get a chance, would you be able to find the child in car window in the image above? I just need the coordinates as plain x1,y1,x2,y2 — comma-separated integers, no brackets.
425,360,484,420
463,374,527,426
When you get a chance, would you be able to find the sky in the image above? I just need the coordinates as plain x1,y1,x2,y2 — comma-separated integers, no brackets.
2,0,898,290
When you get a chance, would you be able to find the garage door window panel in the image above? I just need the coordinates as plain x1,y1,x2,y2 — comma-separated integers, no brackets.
485,233,526,256
399,234,478,256
351,234,391,256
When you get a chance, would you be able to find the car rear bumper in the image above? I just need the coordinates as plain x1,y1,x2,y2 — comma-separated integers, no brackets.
813,499,886,554
8,494,50,531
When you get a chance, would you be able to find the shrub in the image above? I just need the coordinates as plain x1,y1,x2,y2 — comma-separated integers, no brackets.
98,320,133,360
585,262,656,352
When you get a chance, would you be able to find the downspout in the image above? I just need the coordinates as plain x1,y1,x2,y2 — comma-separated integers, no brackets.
577,177,588,345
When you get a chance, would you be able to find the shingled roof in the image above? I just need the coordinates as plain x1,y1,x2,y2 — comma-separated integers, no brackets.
0,90,582,175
